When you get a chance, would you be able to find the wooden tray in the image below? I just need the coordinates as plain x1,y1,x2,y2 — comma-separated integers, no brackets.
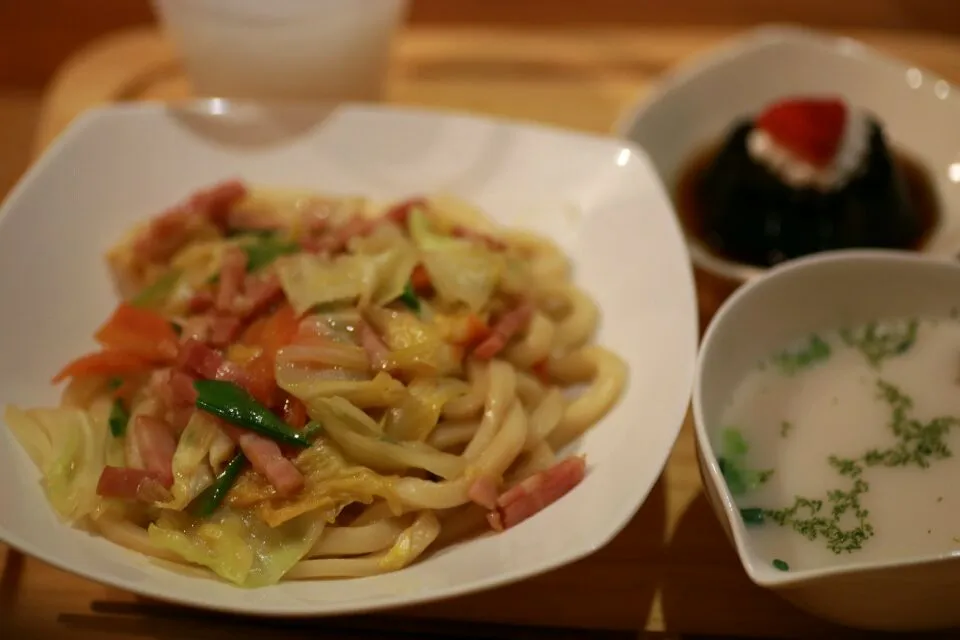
9,24,960,640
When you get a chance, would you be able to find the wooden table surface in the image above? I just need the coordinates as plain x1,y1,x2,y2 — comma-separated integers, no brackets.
7,24,960,640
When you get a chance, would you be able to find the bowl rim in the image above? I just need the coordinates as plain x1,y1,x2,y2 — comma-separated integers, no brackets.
0,100,700,615
693,248,960,587
612,23,959,285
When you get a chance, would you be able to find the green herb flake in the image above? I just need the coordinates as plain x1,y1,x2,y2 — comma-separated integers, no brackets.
771,333,831,375
840,319,919,368
764,478,874,554
764,377,960,557
772,559,790,571
740,507,765,525
863,379,958,469
780,420,793,438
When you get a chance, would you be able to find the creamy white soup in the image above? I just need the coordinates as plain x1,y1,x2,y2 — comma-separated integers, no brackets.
714,315,960,573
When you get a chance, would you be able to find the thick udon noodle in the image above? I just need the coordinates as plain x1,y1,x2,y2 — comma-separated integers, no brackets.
8,188,628,585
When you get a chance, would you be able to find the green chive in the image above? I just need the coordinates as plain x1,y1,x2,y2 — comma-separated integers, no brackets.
740,507,765,525
108,399,129,437
131,269,181,309
399,281,420,314
772,559,789,571
190,453,247,517
193,379,310,448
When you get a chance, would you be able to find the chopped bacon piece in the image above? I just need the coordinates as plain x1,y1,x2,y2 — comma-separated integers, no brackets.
208,315,244,348
157,368,198,432
384,197,426,224
134,180,248,261
177,338,225,379
216,246,248,312
237,432,304,496
236,272,283,319
357,320,389,370
134,209,199,263
96,467,173,503
303,216,375,255
155,367,199,409
187,290,215,314
178,338,271,403
132,415,177,488
300,203,331,237
179,316,212,344
226,208,283,233
471,301,535,360
467,475,499,510
451,225,507,251
189,179,249,231
488,456,586,531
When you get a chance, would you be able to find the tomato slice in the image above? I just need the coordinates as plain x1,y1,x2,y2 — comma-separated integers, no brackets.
282,394,308,429
94,303,179,362
52,350,153,384
259,303,299,357
455,313,492,348
239,353,277,407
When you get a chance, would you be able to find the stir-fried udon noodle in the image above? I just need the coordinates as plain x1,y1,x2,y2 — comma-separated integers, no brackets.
5,181,627,587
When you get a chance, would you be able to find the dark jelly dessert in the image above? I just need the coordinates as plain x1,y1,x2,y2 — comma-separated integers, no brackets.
676,97,938,268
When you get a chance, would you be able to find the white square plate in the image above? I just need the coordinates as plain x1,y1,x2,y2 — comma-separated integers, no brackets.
616,25,960,282
0,102,698,615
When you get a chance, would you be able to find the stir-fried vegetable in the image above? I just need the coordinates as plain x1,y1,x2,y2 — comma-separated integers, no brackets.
193,379,310,448
407,208,503,311
148,508,325,587
5,406,106,522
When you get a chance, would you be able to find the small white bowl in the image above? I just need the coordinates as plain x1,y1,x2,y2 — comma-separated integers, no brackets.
693,249,960,631
0,101,698,616
616,25,960,284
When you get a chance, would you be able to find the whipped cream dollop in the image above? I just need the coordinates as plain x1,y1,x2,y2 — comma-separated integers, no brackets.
746,102,870,193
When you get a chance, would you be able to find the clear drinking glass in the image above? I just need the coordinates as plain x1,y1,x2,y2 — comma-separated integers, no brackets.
152,0,409,102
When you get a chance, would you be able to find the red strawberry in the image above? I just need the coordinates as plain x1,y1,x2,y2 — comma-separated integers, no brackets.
756,98,848,168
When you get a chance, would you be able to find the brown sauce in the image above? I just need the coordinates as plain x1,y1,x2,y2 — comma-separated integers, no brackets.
674,137,941,267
